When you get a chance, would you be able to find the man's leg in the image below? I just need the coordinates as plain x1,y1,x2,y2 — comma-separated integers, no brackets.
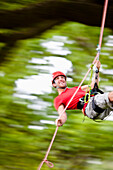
94,92,113,110
85,92,113,120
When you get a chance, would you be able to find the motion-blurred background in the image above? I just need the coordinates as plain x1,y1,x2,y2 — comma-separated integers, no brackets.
0,1,113,170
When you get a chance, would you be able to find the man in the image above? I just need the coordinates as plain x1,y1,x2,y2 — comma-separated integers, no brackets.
52,61,113,127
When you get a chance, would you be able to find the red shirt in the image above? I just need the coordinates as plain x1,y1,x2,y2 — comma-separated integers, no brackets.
54,87,86,110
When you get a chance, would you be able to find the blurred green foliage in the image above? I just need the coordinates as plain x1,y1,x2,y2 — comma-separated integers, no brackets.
0,0,45,10
0,19,113,170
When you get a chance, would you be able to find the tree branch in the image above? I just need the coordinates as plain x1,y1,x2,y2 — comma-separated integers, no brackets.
0,19,64,43
0,0,113,30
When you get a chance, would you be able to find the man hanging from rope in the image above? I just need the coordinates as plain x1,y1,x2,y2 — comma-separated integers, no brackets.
52,60,113,127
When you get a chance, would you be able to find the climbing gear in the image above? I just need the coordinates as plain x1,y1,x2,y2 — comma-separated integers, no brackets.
52,71,66,84
84,64,94,104
38,0,109,169
95,69,99,73
91,82,104,95
77,94,89,110
96,44,101,53
82,103,88,116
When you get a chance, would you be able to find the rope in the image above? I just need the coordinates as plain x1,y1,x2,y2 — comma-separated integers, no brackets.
84,64,94,103
38,159,54,169
99,0,109,48
38,0,109,169
38,127,58,170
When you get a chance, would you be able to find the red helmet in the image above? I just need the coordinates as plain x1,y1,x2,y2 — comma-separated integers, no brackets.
52,71,66,84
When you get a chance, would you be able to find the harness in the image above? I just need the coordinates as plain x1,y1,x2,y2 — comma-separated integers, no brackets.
77,82,105,120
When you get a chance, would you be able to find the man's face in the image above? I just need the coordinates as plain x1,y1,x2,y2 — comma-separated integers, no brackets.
53,75,67,88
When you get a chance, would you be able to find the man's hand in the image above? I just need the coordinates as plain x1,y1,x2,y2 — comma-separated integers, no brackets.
95,60,101,70
55,118,63,127
55,104,67,127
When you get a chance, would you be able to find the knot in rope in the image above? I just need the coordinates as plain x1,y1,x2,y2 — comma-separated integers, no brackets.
44,159,54,168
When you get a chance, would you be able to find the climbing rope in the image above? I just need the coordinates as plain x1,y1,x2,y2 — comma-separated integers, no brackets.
38,0,109,169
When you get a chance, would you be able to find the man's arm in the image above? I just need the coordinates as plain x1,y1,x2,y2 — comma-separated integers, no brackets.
90,60,100,89
55,104,67,127
81,60,101,91
81,85,89,91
